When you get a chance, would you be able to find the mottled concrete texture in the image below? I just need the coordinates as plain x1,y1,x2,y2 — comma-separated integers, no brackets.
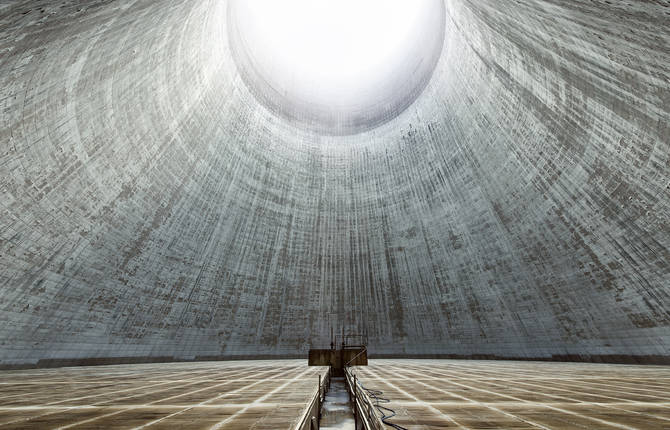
0,0,669,366
0,360,327,429
353,360,670,429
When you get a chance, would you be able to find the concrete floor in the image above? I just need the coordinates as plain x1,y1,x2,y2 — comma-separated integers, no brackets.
352,360,670,429
0,360,326,429
320,377,354,430
2,359,670,429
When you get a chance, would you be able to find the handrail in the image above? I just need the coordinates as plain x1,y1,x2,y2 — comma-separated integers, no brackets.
344,367,386,430
345,346,367,367
295,366,331,430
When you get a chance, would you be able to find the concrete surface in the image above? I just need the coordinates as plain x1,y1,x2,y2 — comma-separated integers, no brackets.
352,359,670,429
0,360,327,429
0,0,669,366
320,377,355,430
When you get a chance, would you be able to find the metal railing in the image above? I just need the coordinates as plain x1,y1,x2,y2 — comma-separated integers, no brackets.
333,333,368,348
344,366,386,430
295,367,331,430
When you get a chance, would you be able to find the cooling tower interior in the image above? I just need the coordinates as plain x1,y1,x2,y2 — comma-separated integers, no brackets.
1,0,669,369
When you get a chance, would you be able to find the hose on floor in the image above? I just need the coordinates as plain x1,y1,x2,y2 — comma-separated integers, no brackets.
356,379,408,430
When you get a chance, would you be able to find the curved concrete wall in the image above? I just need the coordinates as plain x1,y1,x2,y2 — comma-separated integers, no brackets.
0,0,669,366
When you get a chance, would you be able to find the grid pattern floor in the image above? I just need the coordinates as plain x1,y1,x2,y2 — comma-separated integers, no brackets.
352,359,670,429
0,360,326,429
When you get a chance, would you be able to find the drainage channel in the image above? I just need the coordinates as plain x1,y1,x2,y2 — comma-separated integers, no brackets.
320,376,355,430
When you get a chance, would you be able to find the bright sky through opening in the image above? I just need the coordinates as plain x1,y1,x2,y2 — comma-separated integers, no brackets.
238,0,427,84
228,0,445,133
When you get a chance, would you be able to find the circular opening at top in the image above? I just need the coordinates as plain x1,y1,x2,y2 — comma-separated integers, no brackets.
228,0,445,135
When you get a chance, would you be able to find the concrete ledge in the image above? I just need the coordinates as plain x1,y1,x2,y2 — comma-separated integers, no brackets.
368,354,670,365
0,354,303,370
1,353,669,370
